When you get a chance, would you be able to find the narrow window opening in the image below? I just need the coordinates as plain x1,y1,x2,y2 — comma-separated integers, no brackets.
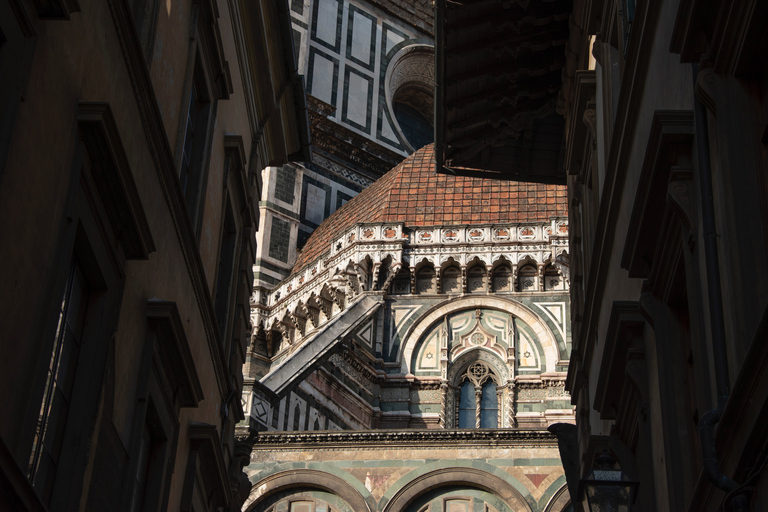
458,381,475,428
214,197,238,344
479,381,498,428
29,260,90,503
179,60,211,224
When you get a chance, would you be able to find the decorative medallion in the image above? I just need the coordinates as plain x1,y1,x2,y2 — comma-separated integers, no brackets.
518,227,535,240
311,267,317,276
335,241,342,251
557,221,568,234
299,276,304,284
468,229,484,242
348,233,355,242
419,231,432,242
494,228,510,241
287,285,293,293
383,227,396,239
363,228,375,239
543,226,552,238
471,332,484,345
443,229,459,242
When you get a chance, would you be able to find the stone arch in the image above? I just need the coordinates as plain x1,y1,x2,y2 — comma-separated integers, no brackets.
467,254,490,269
384,43,435,152
414,259,437,294
542,482,571,512
466,257,487,293
413,256,436,271
244,469,373,512
491,259,514,292
448,348,507,386
398,296,559,373
517,258,539,292
381,465,533,512
440,258,461,294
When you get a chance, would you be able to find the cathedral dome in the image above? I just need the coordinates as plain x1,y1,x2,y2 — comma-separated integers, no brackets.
293,144,567,272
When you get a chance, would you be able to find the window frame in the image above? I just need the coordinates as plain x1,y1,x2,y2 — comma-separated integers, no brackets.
180,423,230,512
122,300,204,512
22,102,155,510
174,0,233,237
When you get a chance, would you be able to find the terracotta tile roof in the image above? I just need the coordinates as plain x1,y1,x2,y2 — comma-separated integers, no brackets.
293,144,567,272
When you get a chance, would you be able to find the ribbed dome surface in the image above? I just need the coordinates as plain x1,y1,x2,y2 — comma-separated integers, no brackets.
293,144,567,271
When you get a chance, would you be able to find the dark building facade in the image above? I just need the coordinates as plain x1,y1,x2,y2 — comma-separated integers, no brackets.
431,0,768,510
0,1,307,510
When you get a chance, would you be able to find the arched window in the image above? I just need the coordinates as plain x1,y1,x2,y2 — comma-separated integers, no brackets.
377,257,392,291
467,265,486,293
480,381,498,428
517,264,537,292
391,266,411,294
492,264,513,292
544,264,563,291
458,381,475,428
442,265,461,293
416,265,436,294
456,362,500,429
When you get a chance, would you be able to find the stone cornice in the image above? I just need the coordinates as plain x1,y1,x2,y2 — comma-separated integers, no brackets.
250,429,557,449
266,219,569,311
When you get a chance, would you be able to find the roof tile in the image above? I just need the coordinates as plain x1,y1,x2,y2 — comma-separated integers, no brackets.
292,144,567,272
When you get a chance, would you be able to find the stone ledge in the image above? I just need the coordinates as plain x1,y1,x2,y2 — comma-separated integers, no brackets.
251,428,557,449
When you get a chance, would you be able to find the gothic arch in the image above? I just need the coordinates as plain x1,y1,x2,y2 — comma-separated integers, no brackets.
398,296,559,373
244,469,373,512
447,348,507,386
381,466,533,512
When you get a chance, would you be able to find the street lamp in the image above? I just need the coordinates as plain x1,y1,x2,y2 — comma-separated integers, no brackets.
580,452,639,512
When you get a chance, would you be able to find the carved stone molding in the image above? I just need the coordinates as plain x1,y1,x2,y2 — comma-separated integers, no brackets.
251,429,558,449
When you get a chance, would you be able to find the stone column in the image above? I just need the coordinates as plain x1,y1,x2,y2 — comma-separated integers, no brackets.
508,381,517,428
538,263,545,291
496,388,504,428
512,264,518,292
475,386,482,428
440,382,448,429
455,389,461,427
371,263,380,290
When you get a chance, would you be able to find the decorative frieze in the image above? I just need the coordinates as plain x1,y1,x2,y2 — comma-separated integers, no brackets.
250,429,558,449
251,219,569,375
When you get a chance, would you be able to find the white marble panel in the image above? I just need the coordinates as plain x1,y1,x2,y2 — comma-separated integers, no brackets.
385,27,405,54
315,0,339,46
305,183,327,225
311,52,335,105
380,112,396,140
350,10,374,64
346,71,370,128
